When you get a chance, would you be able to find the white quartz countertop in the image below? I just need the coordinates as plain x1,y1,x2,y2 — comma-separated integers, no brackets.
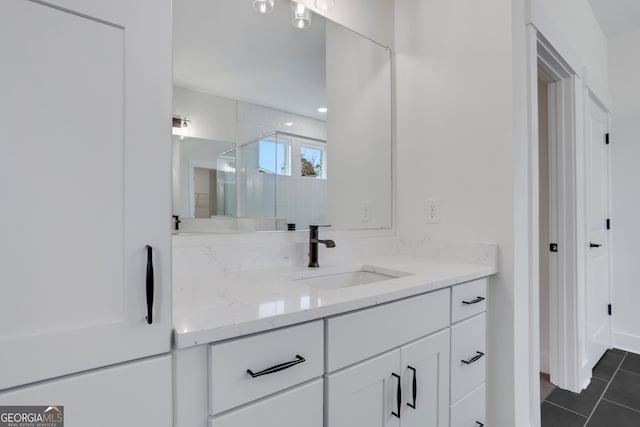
173,255,496,349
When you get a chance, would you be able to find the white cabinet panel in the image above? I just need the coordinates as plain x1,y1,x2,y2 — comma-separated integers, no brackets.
209,321,323,414
209,379,323,427
451,313,486,403
451,278,487,323
450,384,485,427
401,329,450,427
327,289,449,371
0,355,172,427
326,350,401,427
0,0,172,389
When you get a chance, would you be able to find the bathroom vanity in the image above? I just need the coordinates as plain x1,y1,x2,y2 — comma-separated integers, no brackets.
173,253,494,427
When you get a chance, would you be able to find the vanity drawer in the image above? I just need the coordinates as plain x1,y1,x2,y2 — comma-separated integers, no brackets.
208,321,323,415
450,383,486,427
326,288,450,372
209,379,323,427
451,313,486,403
451,278,487,323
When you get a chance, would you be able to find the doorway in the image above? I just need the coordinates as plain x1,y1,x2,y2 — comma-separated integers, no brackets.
534,35,613,400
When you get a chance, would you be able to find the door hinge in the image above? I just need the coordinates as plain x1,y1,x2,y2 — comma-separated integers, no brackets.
605,133,610,145
606,219,611,230
550,243,558,252
608,304,612,316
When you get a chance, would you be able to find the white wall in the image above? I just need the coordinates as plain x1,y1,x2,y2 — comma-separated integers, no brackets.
326,20,392,229
609,28,640,352
296,0,393,47
394,0,519,425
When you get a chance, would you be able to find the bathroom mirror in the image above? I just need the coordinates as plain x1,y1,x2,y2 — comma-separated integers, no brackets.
172,0,391,232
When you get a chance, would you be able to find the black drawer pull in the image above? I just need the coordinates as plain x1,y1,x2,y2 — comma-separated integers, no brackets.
407,366,417,409
391,373,401,419
590,242,602,248
462,296,485,305
246,355,305,378
145,245,154,325
461,351,485,365
476,422,484,427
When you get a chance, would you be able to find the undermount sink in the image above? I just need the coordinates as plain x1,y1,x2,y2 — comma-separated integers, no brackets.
296,265,412,290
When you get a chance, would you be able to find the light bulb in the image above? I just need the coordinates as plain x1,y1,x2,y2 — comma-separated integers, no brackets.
253,0,275,14
291,2,311,29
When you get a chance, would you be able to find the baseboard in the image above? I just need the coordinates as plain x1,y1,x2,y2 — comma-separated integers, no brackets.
614,331,640,354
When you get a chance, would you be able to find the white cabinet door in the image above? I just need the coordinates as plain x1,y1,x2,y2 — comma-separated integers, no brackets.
0,355,172,427
326,350,401,427
400,329,450,427
0,0,172,389
210,379,323,427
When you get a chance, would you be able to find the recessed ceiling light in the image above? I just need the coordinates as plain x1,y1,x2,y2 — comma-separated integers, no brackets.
317,107,328,113
285,122,294,127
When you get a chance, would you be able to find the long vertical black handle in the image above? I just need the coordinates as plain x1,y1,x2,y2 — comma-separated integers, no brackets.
391,373,401,419
145,245,154,324
407,366,417,409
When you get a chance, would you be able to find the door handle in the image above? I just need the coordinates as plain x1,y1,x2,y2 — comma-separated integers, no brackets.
145,245,154,324
590,242,602,248
391,373,401,419
407,366,417,409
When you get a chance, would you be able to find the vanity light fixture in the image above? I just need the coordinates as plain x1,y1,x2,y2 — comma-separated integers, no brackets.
314,0,335,10
172,117,190,140
317,107,327,113
253,0,275,14
291,2,311,29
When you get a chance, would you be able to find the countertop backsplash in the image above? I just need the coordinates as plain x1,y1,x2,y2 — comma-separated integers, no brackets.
172,232,497,284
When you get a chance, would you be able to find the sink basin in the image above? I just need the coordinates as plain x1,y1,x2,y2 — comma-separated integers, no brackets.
296,266,412,290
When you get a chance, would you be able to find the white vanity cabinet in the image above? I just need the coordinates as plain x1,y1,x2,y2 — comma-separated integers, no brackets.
449,279,487,427
325,289,451,427
0,0,173,423
174,277,490,427
206,321,324,427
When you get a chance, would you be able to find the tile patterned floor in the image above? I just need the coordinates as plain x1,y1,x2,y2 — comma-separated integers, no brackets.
542,349,640,426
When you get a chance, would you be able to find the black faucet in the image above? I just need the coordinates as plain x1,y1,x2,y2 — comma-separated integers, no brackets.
308,225,336,268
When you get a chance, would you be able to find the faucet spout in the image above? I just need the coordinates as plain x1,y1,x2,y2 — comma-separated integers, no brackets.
308,225,335,267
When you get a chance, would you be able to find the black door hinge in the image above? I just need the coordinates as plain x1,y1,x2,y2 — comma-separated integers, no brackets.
550,243,558,252
605,133,610,145
606,219,611,230
608,304,612,316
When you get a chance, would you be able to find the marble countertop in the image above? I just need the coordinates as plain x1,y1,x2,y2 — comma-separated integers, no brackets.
173,254,496,349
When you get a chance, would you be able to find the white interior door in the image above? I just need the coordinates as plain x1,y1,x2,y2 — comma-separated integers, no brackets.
0,0,172,389
585,93,611,371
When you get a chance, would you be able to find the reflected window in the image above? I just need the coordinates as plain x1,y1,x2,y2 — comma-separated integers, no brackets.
259,139,290,175
300,145,326,179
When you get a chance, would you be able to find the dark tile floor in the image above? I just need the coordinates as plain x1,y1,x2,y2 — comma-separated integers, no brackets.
542,349,640,426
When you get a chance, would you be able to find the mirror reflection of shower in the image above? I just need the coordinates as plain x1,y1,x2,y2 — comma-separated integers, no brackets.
239,131,327,230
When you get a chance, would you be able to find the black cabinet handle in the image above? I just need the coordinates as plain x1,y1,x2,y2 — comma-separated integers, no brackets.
391,373,401,418
461,351,485,365
476,422,484,427
246,355,305,378
462,296,486,305
407,366,417,409
590,242,602,248
145,245,154,325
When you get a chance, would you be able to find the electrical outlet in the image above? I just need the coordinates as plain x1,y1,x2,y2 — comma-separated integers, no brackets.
361,200,372,222
425,199,440,224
